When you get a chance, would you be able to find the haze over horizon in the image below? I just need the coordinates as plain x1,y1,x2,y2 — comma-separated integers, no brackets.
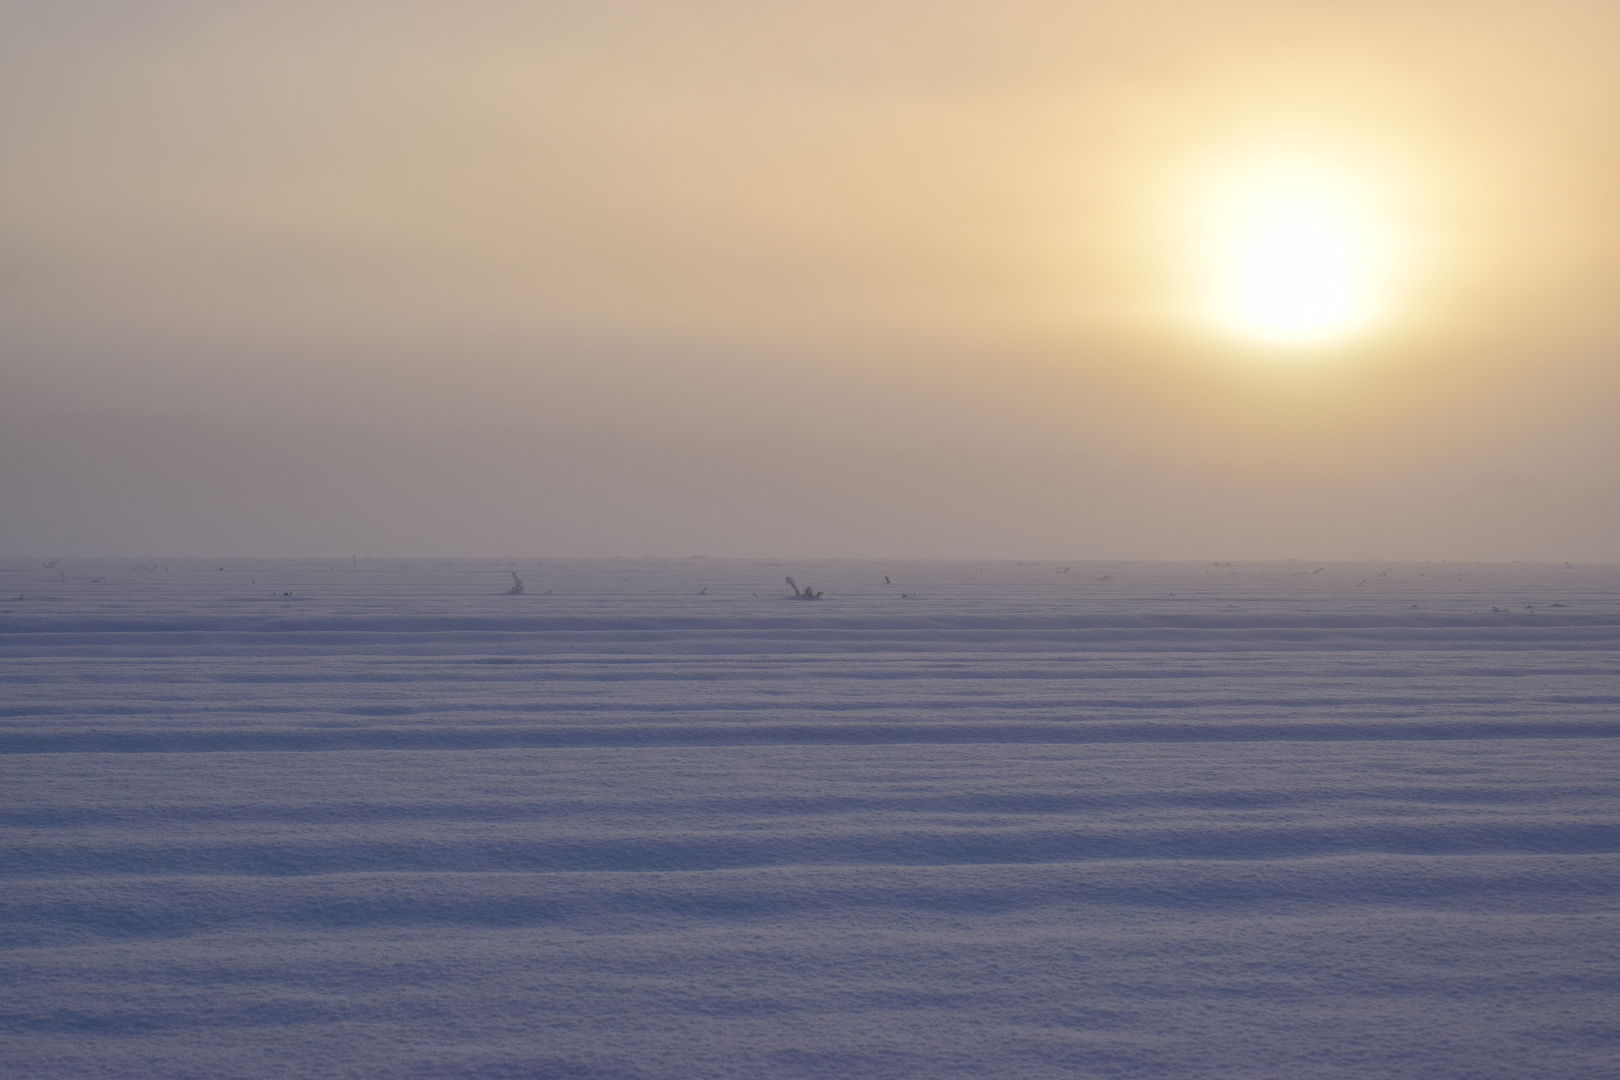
4,1,1618,560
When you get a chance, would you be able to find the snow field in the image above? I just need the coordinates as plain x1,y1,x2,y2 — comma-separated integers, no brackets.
2,559,1617,1078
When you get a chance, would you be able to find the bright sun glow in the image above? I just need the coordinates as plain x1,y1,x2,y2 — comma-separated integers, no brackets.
1197,158,1399,346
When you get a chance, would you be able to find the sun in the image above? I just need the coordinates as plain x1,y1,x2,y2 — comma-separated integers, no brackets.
1194,156,1399,346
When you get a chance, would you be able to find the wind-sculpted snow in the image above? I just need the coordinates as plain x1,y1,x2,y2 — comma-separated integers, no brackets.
2,560,1617,1078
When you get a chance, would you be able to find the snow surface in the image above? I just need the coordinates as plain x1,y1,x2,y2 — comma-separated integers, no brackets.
2,558,1617,1079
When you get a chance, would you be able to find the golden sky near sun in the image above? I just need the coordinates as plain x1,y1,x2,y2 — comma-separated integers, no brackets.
3,1,1619,560
3,0,1617,359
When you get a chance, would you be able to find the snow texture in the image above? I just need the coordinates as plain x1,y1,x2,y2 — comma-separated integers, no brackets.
2,558,1617,1079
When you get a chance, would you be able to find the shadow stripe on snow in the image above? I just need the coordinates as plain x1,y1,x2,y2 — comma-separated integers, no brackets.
5,611,1618,631
6,785,1601,827
3,717,1618,753
6,822,1618,877
2,856,1615,945
4,627,1620,658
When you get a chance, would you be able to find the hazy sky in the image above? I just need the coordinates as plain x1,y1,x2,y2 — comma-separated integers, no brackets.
3,0,1618,559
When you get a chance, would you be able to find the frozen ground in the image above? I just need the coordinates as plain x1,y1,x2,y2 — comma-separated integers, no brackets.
2,558,1617,1079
